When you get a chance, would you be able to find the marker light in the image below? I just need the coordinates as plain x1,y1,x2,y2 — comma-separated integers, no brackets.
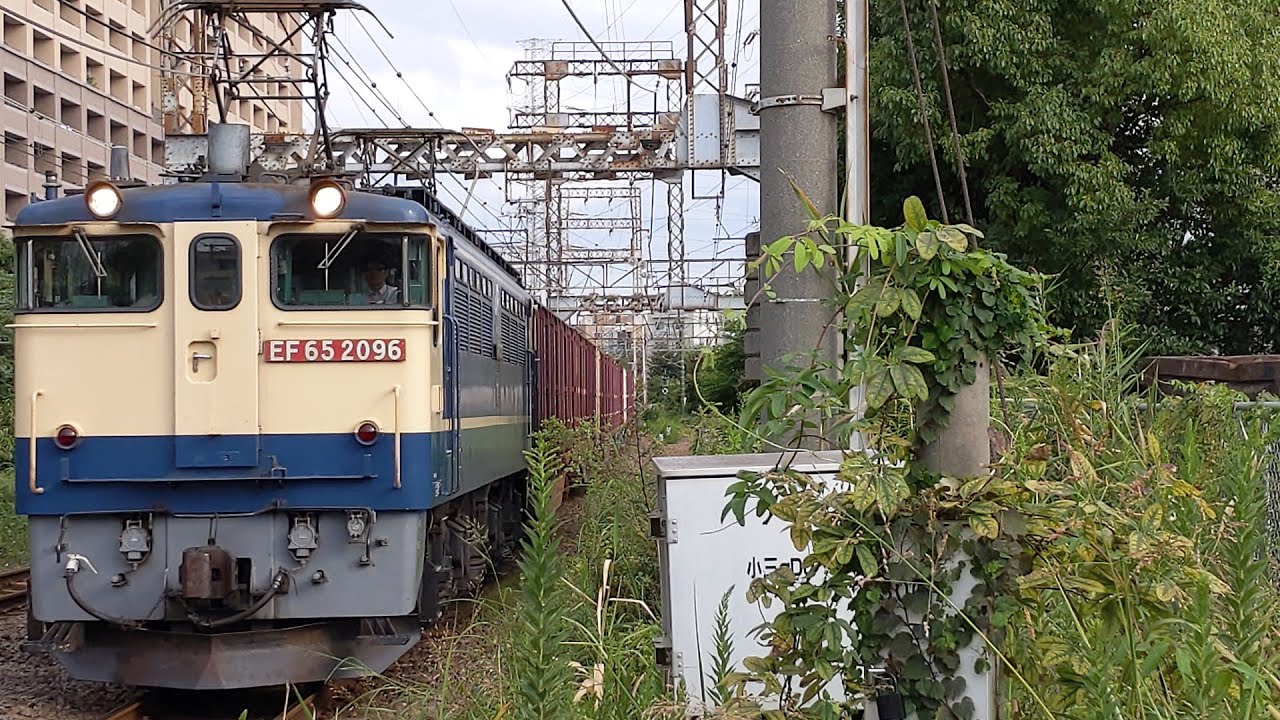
309,180,346,218
355,421,379,446
85,181,123,220
54,425,80,450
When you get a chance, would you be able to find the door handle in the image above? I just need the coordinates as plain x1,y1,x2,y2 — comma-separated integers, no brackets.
192,352,213,373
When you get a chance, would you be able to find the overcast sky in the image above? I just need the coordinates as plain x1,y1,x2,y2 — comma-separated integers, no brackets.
322,0,761,299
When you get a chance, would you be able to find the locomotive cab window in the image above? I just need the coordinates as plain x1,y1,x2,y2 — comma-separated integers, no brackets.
190,235,240,311
16,233,162,312
272,232,432,309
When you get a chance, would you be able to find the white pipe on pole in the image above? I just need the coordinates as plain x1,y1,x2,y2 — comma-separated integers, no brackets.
847,0,871,451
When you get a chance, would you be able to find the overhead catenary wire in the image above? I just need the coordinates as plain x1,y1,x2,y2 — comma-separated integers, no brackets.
557,0,657,94
56,0,218,73
2,6,208,76
345,12,520,232
444,0,492,62
329,35,412,127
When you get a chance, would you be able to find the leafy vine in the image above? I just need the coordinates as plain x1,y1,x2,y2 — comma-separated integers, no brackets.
723,194,1059,718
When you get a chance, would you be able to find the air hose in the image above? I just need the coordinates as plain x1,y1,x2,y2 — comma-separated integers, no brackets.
63,554,142,629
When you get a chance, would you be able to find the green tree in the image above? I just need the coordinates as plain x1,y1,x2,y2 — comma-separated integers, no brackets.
691,314,752,412
866,0,1280,354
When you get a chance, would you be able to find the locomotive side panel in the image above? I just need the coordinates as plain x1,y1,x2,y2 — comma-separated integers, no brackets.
448,239,530,498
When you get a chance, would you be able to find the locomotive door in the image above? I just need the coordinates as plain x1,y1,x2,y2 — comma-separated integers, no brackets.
442,241,461,495
172,222,260,468
440,240,460,491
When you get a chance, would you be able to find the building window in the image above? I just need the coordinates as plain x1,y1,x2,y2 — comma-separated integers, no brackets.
3,16,28,54
190,235,240,311
5,133,28,169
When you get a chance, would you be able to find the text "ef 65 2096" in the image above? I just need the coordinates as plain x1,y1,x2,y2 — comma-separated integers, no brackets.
265,338,406,363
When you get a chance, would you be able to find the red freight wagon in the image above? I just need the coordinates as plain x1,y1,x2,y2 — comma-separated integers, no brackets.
531,305,633,429
528,305,633,508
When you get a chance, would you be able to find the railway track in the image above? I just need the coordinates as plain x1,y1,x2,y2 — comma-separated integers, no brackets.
98,686,324,720
0,565,30,610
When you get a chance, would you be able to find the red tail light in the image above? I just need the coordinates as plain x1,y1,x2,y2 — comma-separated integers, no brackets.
54,425,80,450
355,421,379,446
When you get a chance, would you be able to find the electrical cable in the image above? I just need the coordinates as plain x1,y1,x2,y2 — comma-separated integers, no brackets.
557,0,656,95
329,36,411,127
65,573,143,628
55,0,214,71
640,1,681,42
186,569,290,629
898,0,950,223
1,6,207,76
444,0,491,62
347,12,514,226
927,3,975,228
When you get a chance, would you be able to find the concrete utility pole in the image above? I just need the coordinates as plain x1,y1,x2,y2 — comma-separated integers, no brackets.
757,0,841,445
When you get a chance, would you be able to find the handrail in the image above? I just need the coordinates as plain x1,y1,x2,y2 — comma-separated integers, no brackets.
275,320,439,328
7,322,158,329
29,390,44,495
392,385,402,489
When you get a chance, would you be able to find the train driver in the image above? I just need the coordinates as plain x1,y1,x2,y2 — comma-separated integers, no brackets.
361,257,400,305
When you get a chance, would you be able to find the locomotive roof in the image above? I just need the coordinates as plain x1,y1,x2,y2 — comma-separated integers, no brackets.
13,182,430,226
13,181,523,283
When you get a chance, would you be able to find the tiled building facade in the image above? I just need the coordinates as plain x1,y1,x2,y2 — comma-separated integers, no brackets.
0,0,301,220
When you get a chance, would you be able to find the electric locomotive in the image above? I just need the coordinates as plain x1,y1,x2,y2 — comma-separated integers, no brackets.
10,124,629,690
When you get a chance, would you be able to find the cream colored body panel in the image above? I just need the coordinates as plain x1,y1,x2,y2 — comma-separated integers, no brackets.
13,223,174,438
255,222,447,436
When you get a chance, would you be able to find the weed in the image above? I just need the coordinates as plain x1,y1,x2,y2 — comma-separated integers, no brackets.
511,438,574,720
0,471,25,568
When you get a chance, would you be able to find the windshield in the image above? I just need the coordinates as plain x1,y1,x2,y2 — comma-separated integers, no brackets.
16,234,163,312
272,233,432,309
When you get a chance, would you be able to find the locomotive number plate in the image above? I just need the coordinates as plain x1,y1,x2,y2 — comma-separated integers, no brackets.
265,339,406,363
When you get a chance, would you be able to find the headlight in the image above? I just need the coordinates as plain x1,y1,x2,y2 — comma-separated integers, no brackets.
85,181,123,220
310,179,346,219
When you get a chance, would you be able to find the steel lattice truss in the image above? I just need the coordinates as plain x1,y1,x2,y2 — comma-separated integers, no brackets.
327,128,683,184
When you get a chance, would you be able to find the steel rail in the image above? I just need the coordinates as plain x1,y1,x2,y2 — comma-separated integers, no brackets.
0,566,30,609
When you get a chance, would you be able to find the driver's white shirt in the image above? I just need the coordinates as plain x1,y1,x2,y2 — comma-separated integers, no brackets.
366,284,399,304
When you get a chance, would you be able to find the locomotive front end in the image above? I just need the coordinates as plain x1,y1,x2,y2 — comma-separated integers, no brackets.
11,178,450,689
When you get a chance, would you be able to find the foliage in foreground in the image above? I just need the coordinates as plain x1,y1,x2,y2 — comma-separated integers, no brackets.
723,190,1280,718
0,474,23,568
728,329,1280,719
0,233,18,567
999,346,1280,720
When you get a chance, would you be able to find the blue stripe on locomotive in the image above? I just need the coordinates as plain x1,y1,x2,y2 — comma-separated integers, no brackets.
14,424,529,516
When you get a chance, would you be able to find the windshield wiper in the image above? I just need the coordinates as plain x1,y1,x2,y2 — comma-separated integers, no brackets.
317,226,363,270
72,228,107,278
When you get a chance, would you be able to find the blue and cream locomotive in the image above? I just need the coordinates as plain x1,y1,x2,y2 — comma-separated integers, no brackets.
8,124,614,689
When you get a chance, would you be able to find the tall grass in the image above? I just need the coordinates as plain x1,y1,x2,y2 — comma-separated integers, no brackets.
0,472,24,568
342,422,671,720
999,327,1280,718
511,440,574,720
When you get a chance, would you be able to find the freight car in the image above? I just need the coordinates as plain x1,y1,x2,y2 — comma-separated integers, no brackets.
10,125,631,690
